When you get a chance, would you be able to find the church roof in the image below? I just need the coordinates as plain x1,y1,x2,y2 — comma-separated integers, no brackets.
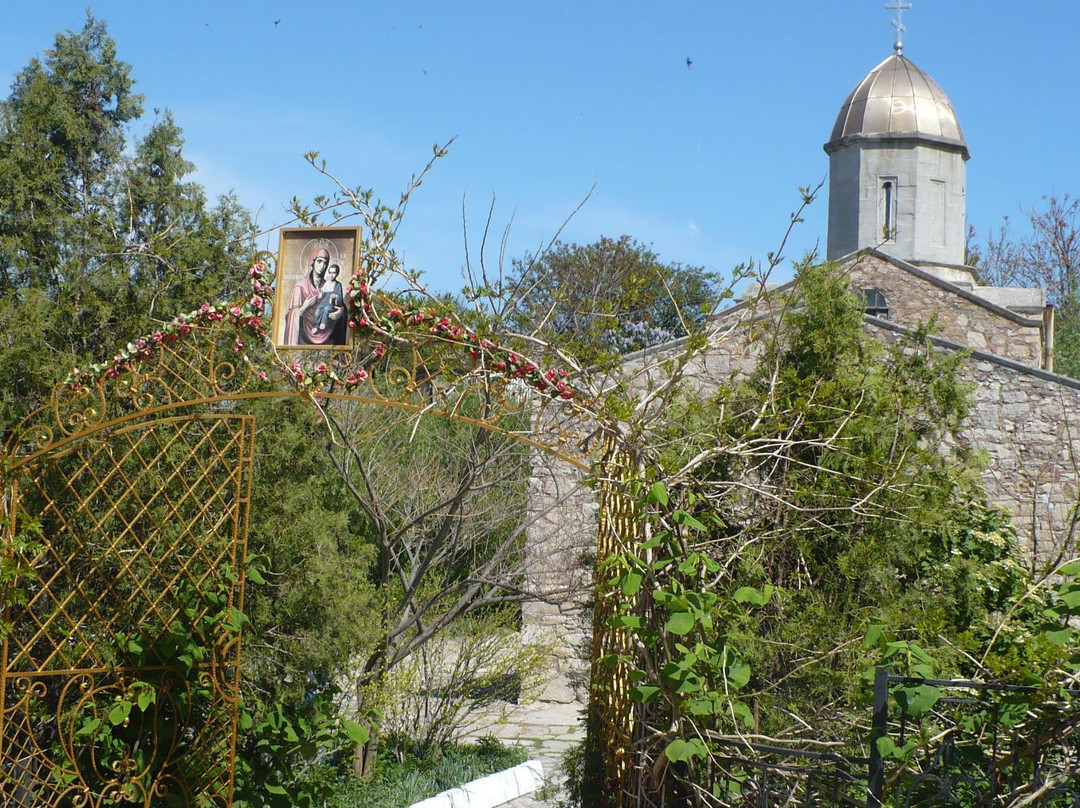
826,53,968,157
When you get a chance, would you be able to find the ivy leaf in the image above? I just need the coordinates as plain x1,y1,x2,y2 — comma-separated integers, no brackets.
730,700,755,729
1058,584,1080,611
894,683,941,716
664,738,707,763
689,698,718,716
647,482,669,506
1046,626,1073,645
733,587,765,606
672,510,708,533
666,611,695,635
631,684,661,703
875,736,897,757
622,571,643,596
108,701,131,726
726,660,751,690
341,718,369,745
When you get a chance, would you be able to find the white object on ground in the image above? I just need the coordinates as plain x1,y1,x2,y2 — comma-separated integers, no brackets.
409,759,545,808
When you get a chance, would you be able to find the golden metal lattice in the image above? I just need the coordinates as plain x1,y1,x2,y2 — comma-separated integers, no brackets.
2,412,254,807
1,268,631,805
590,437,641,807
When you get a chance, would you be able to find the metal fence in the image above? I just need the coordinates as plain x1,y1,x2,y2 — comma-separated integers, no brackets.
867,668,1080,808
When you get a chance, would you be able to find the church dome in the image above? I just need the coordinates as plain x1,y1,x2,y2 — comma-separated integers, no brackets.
825,53,968,157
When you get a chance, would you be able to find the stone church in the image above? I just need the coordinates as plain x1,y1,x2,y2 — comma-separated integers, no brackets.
524,43,1080,703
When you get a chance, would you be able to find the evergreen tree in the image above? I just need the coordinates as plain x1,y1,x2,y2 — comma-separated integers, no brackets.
0,13,253,433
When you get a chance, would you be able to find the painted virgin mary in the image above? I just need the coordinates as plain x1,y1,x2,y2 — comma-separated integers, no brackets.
283,246,348,346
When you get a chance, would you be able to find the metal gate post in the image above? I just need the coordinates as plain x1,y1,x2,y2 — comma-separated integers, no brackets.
866,666,890,808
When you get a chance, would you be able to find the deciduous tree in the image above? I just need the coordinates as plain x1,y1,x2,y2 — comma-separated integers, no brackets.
974,194,1080,377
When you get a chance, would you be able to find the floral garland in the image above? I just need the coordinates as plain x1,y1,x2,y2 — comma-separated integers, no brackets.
63,262,575,403
64,262,270,393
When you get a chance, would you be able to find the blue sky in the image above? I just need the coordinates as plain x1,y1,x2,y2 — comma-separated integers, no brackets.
1,1,1076,294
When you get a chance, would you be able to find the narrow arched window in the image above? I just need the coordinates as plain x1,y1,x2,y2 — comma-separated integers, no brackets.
881,178,897,241
861,287,889,319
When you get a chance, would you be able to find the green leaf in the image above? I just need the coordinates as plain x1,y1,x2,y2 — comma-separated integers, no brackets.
1058,584,1080,611
647,482,669,506
733,587,765,606
631,685,661,703
1059,561,1080,576
666,611,695,635
673,510,708,533
246,567,266,585
137,687,156,712
1046,626,1073,645
265,784,288,795
678,554,700,575
730,700,755,729
639,535,667,551
108,701,131,726
875,736,897,757
341,719,369,745
726,660,751,690
622,571,643,596
894,683,941,716
76,717,102,737
863,624,884,649
664,738,707,763
688,698,718,716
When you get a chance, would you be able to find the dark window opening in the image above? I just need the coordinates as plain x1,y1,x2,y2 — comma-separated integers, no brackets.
882,180,895,241
861,288,889,319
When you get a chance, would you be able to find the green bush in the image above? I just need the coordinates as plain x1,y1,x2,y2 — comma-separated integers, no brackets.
324,736,528,808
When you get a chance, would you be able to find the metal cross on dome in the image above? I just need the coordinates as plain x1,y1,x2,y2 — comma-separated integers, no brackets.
886,0,911,54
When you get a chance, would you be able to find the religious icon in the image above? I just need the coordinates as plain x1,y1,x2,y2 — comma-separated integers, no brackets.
272,227,361,350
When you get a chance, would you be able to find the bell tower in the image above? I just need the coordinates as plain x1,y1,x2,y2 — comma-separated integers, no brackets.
824,18,973,285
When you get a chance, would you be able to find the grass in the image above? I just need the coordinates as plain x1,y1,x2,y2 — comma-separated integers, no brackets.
323,736,529,808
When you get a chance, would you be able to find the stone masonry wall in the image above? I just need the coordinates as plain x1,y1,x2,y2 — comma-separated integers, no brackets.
842,253,1045,367
524,442,597,704
958,354,1080,563
524,295,1078,704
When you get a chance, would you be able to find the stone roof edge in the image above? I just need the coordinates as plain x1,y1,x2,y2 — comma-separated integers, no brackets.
840,249,1044,328
865,315,1080,392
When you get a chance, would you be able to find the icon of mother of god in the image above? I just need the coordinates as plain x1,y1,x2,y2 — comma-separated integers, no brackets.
282,245,349,346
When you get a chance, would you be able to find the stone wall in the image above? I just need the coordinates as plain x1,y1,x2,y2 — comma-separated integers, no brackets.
843,253,1045,367
523,440,597,704
957,350,1080,562
523,304,1080,705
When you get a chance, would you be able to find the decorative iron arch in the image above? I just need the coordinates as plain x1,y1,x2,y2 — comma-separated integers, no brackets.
1,252,640,806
